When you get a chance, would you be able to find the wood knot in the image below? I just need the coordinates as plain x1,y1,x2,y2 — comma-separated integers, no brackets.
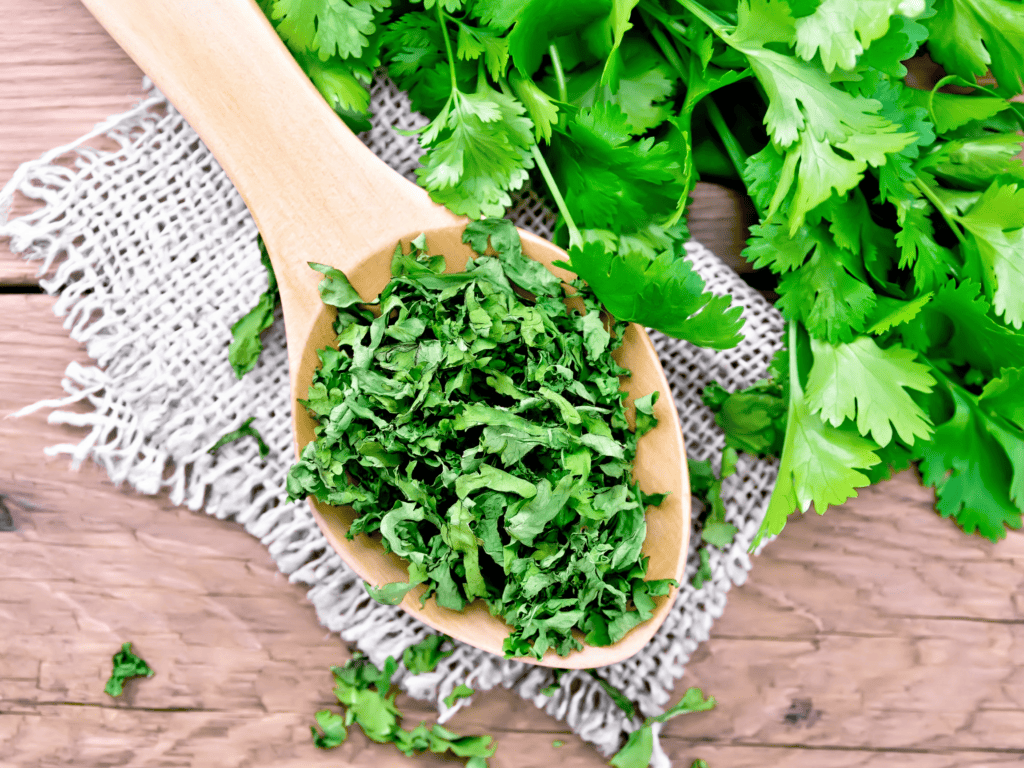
0,496,15,532
783,698,822,727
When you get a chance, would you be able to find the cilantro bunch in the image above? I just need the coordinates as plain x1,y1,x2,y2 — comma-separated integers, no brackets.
286,220,674,659
689,0,1024,545
260,0,1024,552
255,0,747,350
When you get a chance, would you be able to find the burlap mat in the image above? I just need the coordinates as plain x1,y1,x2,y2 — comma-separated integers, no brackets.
0,75,782,763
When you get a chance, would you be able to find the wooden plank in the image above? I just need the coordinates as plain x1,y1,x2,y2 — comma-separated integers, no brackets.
5,296,1024,766
0,0,145,286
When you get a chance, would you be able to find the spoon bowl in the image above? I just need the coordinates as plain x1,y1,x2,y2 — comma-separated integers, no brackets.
83,0,690,667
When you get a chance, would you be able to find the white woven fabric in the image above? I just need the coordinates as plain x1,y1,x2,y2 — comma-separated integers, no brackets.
1,75,783,759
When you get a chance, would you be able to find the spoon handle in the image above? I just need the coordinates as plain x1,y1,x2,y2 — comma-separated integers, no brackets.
81,0,460,337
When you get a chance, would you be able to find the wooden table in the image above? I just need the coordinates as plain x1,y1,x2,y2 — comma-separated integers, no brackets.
2,3,1023,766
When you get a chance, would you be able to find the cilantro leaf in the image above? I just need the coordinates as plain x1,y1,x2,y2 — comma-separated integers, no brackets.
549,102,683,232
104,642,154,697
906,88,1014,133
806,336,935,446
608,687,716,768
649,687,717,722
793,0,904,73
311,709,347,749
924,0,1024,95
208,417,271,459
561,240,744,349
917,378,1024,540
270,0,388,61
609,726,654,768
508,71,559,143
681,0,916,229
507,0,611,76
228,235,279,378
402,634,454,673
443,683,474,707
893,200,958,292
775,252,877,344
418,85,535,219
754,324,880,548
956,183,1024,329
903,280,1024,374
865,293,934,334
979,368,1024,429
561,39,677,135
703,380,787,456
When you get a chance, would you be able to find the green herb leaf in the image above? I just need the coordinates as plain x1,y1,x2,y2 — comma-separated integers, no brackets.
562,241,744,349
311,709,348,749
443,683,475,707
402,634,454,674
104,642,154,697
924,0,1024,95
208,417,270,459
288,222,667,660
229,235,279,378
805,336,935,446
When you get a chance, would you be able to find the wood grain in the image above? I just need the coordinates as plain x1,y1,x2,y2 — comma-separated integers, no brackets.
3,2,1024,767
4,295,1024,766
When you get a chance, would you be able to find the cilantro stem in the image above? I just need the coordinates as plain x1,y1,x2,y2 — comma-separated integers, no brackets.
640,1,688,38
704,98,757,211
437,1,458,92
674,0,730,38
647,21,687,82
787,321,802,400
548,45,568,103
913,178,967,245
529,143,582,249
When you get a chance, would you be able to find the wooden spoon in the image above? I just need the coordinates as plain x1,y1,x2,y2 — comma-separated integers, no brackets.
82,0,690,668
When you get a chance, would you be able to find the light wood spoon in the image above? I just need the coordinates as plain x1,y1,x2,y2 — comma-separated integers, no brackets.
82,0,690,667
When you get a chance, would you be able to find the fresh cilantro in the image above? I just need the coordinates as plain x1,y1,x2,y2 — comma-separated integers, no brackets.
228,235,279,379
691,548,712,588
561,240,744,349
586,671,636,719
287,221,670,659
916,372,1024,540
264,0,1024,552
753,324,881,548
268,0,388,60
104,642,154,697
924,0,1024,96
678,0,916,230
608,688,716,768
443,683,474,707
312,653,497,763
257,0,388,130
804,336,935,446
402,634,454,674
208,417,270,459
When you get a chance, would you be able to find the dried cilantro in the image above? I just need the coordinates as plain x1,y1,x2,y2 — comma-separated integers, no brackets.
402,633,454,674
104,642,154,697
287,219,672,660
311,653,496,765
